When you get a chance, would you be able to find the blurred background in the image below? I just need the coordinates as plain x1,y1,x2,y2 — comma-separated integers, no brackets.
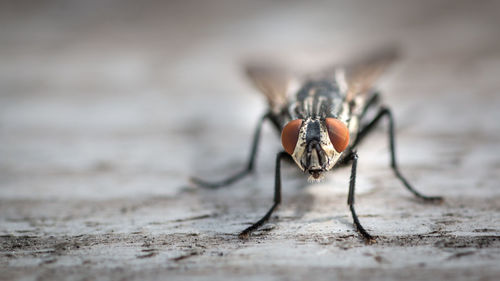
1,0,499,200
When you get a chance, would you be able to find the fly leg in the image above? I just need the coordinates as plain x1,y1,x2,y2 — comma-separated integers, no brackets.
347,151,375,242
360,91,381,120
190,112,276,189
239,151,288,238
354,107,443,202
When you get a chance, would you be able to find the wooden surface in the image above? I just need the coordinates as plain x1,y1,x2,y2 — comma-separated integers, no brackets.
1,1,499,280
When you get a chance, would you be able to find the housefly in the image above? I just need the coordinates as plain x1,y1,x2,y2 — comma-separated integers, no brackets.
191,48,443,242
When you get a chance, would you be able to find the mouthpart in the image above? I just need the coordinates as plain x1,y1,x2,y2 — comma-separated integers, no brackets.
308,169,323,179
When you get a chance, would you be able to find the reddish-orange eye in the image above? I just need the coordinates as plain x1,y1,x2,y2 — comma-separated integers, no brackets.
281,119,303,155
325,118,350,152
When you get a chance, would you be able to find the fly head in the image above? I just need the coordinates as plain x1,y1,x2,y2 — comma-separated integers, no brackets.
281,117,350,181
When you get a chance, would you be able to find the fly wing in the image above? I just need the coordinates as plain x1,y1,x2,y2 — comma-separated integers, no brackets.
245,64,290,114
344,47,399,102
245,48,398,113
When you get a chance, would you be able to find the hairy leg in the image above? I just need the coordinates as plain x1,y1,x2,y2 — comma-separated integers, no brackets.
239,151,289,238
190,112,274,189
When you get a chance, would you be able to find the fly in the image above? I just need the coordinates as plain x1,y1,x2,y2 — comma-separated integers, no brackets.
191,48,443,242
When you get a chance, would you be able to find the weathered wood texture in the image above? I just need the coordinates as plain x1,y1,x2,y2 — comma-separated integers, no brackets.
1,1,499,280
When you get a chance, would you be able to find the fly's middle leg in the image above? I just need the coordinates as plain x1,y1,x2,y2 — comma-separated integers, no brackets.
239,151,288,238
359,91,381,120
354,106,443,202
190,112,273,189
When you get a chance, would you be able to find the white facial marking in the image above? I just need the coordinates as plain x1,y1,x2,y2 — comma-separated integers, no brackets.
290,118,345,173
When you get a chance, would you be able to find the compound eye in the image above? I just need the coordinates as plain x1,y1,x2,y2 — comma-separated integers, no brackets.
325,118,350,152
281,119,303,155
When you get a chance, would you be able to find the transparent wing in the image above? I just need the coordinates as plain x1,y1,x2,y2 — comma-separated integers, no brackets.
245,48,398,113
343,47,399,102
245,63,290,113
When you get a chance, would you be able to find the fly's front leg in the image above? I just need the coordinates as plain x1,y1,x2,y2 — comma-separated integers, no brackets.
239,151,288,239
354,107,443,202
190,112,273,189
347,151,375,243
